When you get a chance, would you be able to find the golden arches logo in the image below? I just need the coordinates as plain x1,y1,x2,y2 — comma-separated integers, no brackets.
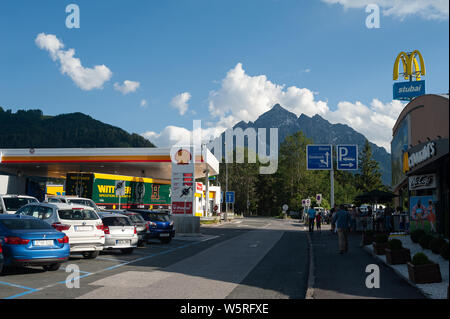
393,50,425,81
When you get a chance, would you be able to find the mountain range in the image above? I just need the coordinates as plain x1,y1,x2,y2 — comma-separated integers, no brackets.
211,104,391,185
0,108,155,148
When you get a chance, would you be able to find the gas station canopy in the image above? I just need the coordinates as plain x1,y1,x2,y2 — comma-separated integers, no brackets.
0,147,219,180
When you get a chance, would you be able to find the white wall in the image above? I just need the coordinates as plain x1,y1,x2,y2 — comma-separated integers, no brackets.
0,175,27,194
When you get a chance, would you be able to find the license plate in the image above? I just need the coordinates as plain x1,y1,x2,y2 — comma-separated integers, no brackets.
116,240,130,245
159,233,169,237
75,226,93,231
34,240,54,246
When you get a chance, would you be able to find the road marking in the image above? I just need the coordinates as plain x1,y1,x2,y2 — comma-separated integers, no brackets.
10,234,217,299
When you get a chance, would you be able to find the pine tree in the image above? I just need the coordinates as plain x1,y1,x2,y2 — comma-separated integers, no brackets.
356,139,383,193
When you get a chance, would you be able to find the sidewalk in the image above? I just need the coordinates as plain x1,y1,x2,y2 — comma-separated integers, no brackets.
306,224,425,299
364,235,449,299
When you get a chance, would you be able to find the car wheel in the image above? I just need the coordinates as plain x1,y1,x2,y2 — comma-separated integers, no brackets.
137,240,145,247
160,238,172,244
1,265,11,275
82,251,99,259
43,263,61,271
121,248,134,254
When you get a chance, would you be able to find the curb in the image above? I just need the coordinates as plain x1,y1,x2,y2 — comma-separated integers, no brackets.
304,224,315,299
362,245,430,299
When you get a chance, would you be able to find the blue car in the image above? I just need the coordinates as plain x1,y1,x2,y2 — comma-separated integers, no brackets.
127,210,175,244
0,215,70,273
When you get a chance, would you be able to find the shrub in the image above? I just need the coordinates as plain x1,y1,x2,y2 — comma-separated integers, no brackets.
410,229,426,243
429,238,447,254
418,234,433,249
374,234,389,244
387,239,403,250
440,243,449,260
412,252,431,266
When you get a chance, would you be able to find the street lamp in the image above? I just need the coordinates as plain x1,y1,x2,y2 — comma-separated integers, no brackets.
224,141,228,222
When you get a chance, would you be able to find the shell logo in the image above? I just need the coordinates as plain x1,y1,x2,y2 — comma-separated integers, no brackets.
174,149,192,165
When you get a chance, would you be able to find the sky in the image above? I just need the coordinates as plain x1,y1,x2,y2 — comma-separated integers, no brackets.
0,0,448,152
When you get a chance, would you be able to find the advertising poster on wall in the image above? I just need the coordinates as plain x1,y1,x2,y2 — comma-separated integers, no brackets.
409,195,437,233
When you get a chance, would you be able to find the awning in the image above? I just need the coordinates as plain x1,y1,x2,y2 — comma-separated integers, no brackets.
0,147,219,180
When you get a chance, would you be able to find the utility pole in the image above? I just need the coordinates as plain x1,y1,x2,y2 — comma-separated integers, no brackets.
225,141,228,222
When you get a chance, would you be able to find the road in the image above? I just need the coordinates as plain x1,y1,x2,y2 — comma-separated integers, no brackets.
0,217,424,299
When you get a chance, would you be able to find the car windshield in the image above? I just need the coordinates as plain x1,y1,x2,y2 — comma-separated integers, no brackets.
0,218,54,230
126,214,145,224
102,216,132,226
3,197,38,211
68,199,96,209
147,213,171,222
58,209,99,220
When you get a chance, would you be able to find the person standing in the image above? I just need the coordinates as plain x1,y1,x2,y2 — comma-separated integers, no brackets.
307,207,316,232
330,205,337,233
332,204,351,254
316,212,322,231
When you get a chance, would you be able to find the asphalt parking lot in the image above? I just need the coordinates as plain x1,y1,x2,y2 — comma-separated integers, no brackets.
0,236,217,299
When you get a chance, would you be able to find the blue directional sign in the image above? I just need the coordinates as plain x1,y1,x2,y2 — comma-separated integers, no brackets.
307,145,332,170
225,191,235,203
336,145,358,170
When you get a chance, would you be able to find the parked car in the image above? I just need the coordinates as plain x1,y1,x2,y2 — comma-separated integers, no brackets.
0,241,4,271
0,214,69,273
97,212,138,254
46,196,101,212
0,194,39,214
15,202,105,259
127,209,175,244
104,210,147,247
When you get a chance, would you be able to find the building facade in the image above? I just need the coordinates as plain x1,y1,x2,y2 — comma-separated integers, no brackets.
391,94,449,237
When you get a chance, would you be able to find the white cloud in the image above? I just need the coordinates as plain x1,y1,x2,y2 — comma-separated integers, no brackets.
170,92,191,115
114,80,140,95
208,63,328,127
35,33,112,90
144,63,406,152
140,99,148,108
326,99,406,151
322,0,449,20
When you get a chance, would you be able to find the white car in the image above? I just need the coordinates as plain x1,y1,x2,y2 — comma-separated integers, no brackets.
0,194,39,214
15,202,105,259
98,212,138,254
46,195,101,212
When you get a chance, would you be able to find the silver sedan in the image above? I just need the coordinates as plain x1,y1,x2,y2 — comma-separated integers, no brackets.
98,212,138,254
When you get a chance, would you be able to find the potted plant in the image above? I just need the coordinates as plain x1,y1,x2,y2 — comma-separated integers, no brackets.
407,252,442,284
373,233,389,255
362,230,375,245
418,234,433,250
385,239,411,265
429,237,447,254
410,229,426,243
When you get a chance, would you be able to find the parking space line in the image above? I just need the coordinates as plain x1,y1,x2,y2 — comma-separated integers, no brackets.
0,280,38,292
0,281,40,300
6,234,217,298
96,257,130,263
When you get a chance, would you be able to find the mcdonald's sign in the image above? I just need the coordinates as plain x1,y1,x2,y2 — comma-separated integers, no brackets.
393,50,426,100
393,50,425,81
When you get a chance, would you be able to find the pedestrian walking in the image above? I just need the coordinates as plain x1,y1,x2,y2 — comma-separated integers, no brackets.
332,204,351,254
350,206,357,232
330,205,337,233
316,212,322,231
307,207,316,232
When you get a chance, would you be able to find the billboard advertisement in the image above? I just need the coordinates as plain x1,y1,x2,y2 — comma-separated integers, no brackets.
391,116,409,188
409,195,437,233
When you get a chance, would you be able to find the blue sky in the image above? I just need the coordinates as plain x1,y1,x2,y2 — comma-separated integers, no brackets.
0,0,448,151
